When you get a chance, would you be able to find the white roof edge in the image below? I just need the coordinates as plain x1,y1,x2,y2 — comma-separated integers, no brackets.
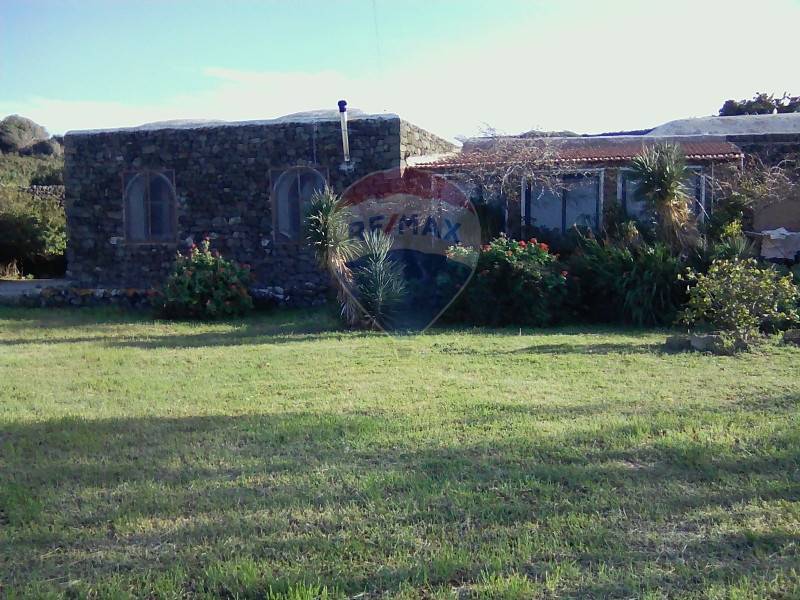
65,111,401,137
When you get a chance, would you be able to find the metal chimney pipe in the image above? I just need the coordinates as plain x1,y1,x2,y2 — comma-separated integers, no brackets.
338,99,350,163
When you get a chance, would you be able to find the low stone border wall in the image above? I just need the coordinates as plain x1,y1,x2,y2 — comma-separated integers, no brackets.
0,286,156,309
0,284,322,310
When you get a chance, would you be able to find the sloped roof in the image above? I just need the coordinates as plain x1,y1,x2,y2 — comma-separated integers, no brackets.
648,113,800,136
410,135,742,169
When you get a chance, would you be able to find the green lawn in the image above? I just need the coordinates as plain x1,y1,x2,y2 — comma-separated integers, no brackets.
1,307,799,599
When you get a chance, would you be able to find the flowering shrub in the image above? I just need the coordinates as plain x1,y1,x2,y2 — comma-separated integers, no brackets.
158,239,253,319
679,258,799,338
445,235,567,326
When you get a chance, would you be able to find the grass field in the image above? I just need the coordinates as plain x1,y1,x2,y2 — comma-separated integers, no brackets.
1,307,799,599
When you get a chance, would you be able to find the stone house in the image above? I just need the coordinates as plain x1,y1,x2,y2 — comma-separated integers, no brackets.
64,110,455,304
63,110,800,303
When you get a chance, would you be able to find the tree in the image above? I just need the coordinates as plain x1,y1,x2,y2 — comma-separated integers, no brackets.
719,92,800,116
305,185,361,326
629,142,699,255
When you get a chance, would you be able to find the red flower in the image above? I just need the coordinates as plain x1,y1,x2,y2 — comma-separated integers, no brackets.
561,270,569,277
539,242,549,252
529,238,537,244
518,240,527,247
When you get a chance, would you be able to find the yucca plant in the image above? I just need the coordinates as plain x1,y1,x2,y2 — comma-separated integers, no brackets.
629,143,699,255
351,229,406,330
305,186,361,325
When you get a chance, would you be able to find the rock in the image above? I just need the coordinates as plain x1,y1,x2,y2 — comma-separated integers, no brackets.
665,334,691,352
783,329,800,345
0,115,48,153
690,332,746,355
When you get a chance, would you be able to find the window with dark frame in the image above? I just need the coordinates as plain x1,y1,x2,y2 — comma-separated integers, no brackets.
272,166,327,242
123,170,177,242
522,171,602,233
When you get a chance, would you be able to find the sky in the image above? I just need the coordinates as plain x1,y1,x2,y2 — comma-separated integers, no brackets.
1,0,800,140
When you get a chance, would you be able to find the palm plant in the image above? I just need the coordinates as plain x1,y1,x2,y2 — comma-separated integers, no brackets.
305,186,361,325
629,143,699,255
352,229,406,330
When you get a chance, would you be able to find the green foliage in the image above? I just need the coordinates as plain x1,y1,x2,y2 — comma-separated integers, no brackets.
719,91,800,116
568,237,685,326
0,115,48,153
449,235,567,326
0,188,66,269
305,186,357,269
704,190,751,240
351,229,406,329
629,143,699,254
29,162,63,185
0,154,63,186
680,258,799,337
708,220,755,261
159,239,253,319
305,186,360,326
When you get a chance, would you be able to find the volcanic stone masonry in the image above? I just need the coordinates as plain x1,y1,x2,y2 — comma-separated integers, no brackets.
64,115,455,305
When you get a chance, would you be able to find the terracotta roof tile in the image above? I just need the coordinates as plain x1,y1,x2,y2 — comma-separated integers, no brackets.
413,135,743,169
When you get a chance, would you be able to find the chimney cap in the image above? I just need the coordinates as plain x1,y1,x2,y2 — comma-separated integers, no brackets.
338,100,347,113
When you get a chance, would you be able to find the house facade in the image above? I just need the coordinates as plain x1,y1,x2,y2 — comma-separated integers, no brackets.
63,111,454,304
413,135,744,241
63,111,800,303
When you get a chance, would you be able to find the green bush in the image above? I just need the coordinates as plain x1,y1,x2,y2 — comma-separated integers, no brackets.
158,239,253,319
447,235,567,327
351,229,406,329
0,187,66,274
568,238,685,326
0,154,63,187
680,258,799,337
29,162,63,185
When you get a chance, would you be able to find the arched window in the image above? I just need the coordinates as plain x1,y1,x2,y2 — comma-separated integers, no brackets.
123,170,177,242
272,167,326,242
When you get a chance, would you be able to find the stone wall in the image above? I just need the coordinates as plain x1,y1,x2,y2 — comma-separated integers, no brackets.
400,121,457,166
728,133,800,166
64,115,452,305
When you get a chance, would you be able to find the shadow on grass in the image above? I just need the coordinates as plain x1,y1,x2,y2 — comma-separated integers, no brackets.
1,402,798,597
1,306,671,356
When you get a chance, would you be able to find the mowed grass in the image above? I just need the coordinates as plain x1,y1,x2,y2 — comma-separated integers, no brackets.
0,307,799,599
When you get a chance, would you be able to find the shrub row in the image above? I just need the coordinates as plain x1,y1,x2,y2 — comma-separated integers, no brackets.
441,233,800,337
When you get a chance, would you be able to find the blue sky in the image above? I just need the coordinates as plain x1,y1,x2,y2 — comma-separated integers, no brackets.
2,0,800,139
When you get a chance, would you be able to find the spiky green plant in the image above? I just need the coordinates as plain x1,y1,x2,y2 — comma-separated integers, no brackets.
352,229,406,330
629,143,699,254
305,186,360,325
